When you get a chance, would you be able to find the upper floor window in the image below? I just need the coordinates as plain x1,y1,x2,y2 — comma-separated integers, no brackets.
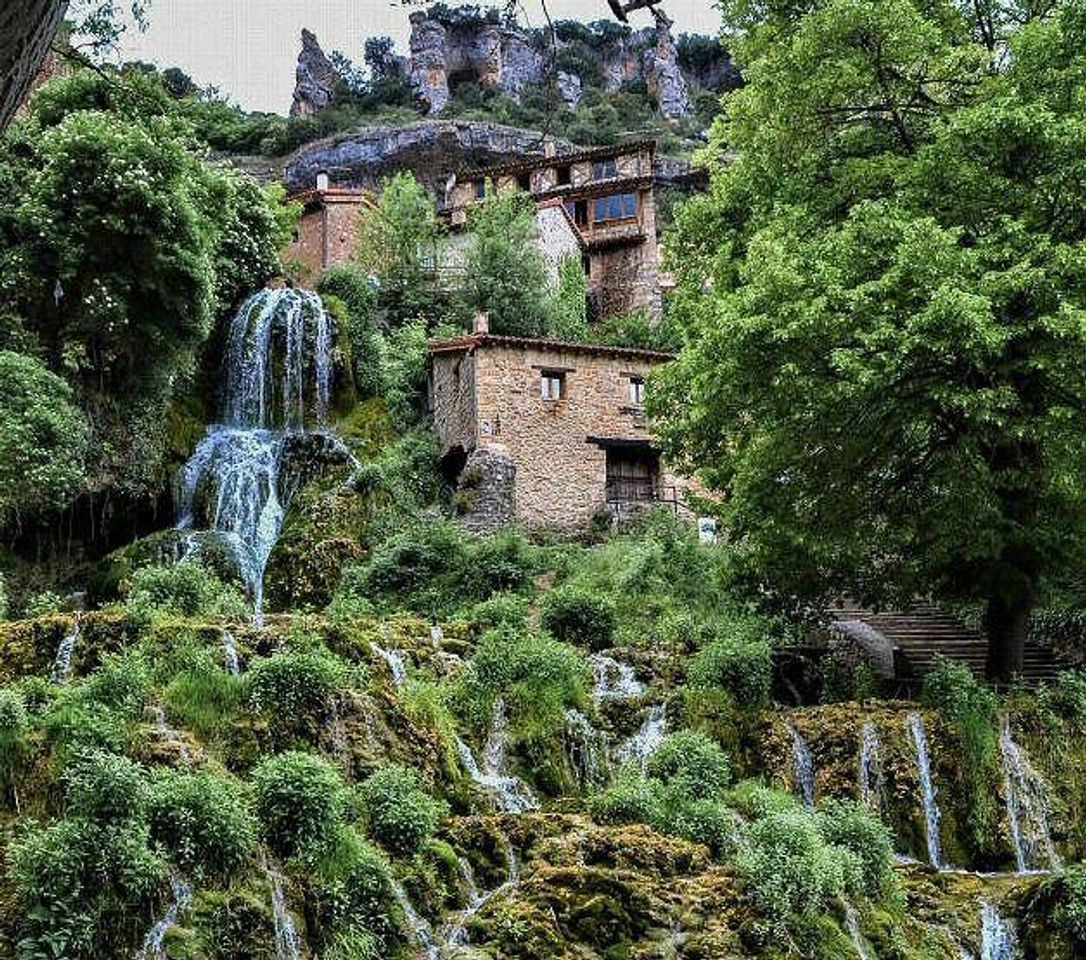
556,164,572,185
594,193,638,223
541,370,565,402
475,180,486,200
593,158,618,180
517,171,531,191
629,376,645,407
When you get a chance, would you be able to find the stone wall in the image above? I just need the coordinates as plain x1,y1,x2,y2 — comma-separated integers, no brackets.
432,339,692,529
283,195,368,283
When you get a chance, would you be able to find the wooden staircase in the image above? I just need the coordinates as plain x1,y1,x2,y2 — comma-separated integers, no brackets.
829,602,1076,688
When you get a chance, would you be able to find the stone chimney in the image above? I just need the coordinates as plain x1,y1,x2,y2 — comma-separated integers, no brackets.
316,171,330,192
543,134,557,158
473,313,490,335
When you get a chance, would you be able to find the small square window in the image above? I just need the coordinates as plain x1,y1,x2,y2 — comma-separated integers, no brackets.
517,172,531,191
475,181,486,199
556,165,572,185
629,377,645,406
541,371,565,401
593,159,618,180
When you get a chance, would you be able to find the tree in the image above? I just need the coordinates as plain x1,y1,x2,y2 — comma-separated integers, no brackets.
462,189,551,337
0,0,68,131
355,171,442,328
653,0,1086,680
0,350,86,528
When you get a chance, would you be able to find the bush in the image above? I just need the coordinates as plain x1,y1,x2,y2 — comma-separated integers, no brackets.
0,687,28,806
816,799,894,899
64,749,148,825
688,622,773,710
311,827,392,942
41,697,127,758
124,561,248,621
541,587,617,652
318,265,382,399
359,765,446,856
252,751,345,861
660,797,739,855
148,770,256,882
247,647,348,740
1055,864,1086,946
165,654,244,741
464,592,530,632
590,769,663,825
24,590,63,617
647,730,732,802
83,652,151,717
463,528,536,597
1037,670,1086,730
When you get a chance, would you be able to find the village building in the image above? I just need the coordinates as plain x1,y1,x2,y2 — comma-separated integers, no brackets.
429,316,693,531
444,140,662,319
284,175,376,282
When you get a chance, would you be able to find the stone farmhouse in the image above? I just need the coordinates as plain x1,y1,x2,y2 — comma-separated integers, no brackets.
429,316,693,531
444,140,662,319
284,175,375,282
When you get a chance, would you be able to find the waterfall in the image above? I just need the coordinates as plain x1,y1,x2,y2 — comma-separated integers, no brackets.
444,837,519,950
845,905,871,960
177,288,337,623
139,872,192,960
859,721,886,816
590,653,645,701
907,711,945,869
456,700,539,813
222,630,241,676
430,624,444,645
266,864,303,960
150,705,191,766
390,879,440,960
979,902,1018,960
999,716,1060,873
616,704,666,771
564,708,610,790
371,642,408,687
786,721,816,809
50,617,80,684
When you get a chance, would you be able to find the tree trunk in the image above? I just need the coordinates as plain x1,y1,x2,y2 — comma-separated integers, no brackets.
985,592,1031,684
0,0,68,131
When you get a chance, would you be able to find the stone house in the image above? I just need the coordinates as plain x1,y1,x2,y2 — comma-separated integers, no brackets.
444,141,662,319
284,175,376,282
429,317,692,531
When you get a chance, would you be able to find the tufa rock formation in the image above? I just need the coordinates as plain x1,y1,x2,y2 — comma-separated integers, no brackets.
290,29,340,117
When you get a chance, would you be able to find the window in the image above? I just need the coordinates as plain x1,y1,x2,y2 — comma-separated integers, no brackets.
628,376,645,407
594,193,638,223
556,164,572,186
593,158,618,180
517,172,531,192
541,371,565,401
475,180,486,200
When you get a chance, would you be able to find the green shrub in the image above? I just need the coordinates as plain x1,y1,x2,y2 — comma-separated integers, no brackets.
318,264,382,399
83,652,151,717
1054,864,1086,946
165,654,244,741
247,647,348,741
660,797,739,855
463,528,536,597
359,765,446,856
252,751,344,861
41,697,127,758
351,521,469,611
688,622,773,710
64,749,148,825
1037,670,1086,730
24,590,63,617
310,827,392,943
0,687,28,807
148,770,256,882
590,769,664,825
541,587,617,652
124,561,247,621
647,730,732,802
816,799,894,899
464,592,530,631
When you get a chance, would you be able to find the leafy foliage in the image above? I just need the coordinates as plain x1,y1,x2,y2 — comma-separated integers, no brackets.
541,586,617,652
687,622,774,710
359,764,447,855
124,562,248,622
247,647,348,743
251,750,345,861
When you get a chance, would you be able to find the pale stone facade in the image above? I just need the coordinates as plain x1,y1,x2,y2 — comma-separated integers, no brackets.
445,142,662,319
429,330,693,530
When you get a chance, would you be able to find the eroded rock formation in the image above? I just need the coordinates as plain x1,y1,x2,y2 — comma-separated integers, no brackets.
290,29,339,117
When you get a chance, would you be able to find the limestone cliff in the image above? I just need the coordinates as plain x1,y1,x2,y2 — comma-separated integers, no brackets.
290,29,339,118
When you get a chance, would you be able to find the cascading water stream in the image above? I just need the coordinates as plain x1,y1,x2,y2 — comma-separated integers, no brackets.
177,288,336,623
907,711,945,869
859,721,886,817
999,716,1060,873
845,905,872,960
565,708,610,790
372,642,409,687
222,630,241,675
50,616,80,684
590,653,644,701
391,878,440,960
266,862,303,960
616,704,666,771
138,872,192,960
150,704,191,766
786,721,816,809
979,902,1018,960
456,699,539,813
444,837,520,950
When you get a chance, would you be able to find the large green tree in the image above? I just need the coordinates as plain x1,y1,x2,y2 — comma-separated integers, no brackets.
654,0,1086,679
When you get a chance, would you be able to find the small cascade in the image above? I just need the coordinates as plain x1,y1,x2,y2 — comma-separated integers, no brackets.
390,879,440,960
786,721,816,809
222,630,241,676
177,288,338,623
444,837,519,950
328,695,351,775
845,904,872,960
266,864,303,960
616,704,666,771
564,708,610,790
999,716,1060,873
372,642,408,687
590,653,645,701
430,624,444,645
50,617,80,684
139,872,192,960
859,721,886,816
907,711,945,869
979,902,1018,960
150,705,191,766
456,700,539,813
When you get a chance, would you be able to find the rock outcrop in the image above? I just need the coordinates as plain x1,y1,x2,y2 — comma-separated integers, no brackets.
290,29,339,117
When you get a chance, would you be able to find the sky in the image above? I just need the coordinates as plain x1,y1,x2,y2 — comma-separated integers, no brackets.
112,0,722,114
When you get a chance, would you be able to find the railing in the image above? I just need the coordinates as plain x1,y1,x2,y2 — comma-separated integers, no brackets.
605,481,695,517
